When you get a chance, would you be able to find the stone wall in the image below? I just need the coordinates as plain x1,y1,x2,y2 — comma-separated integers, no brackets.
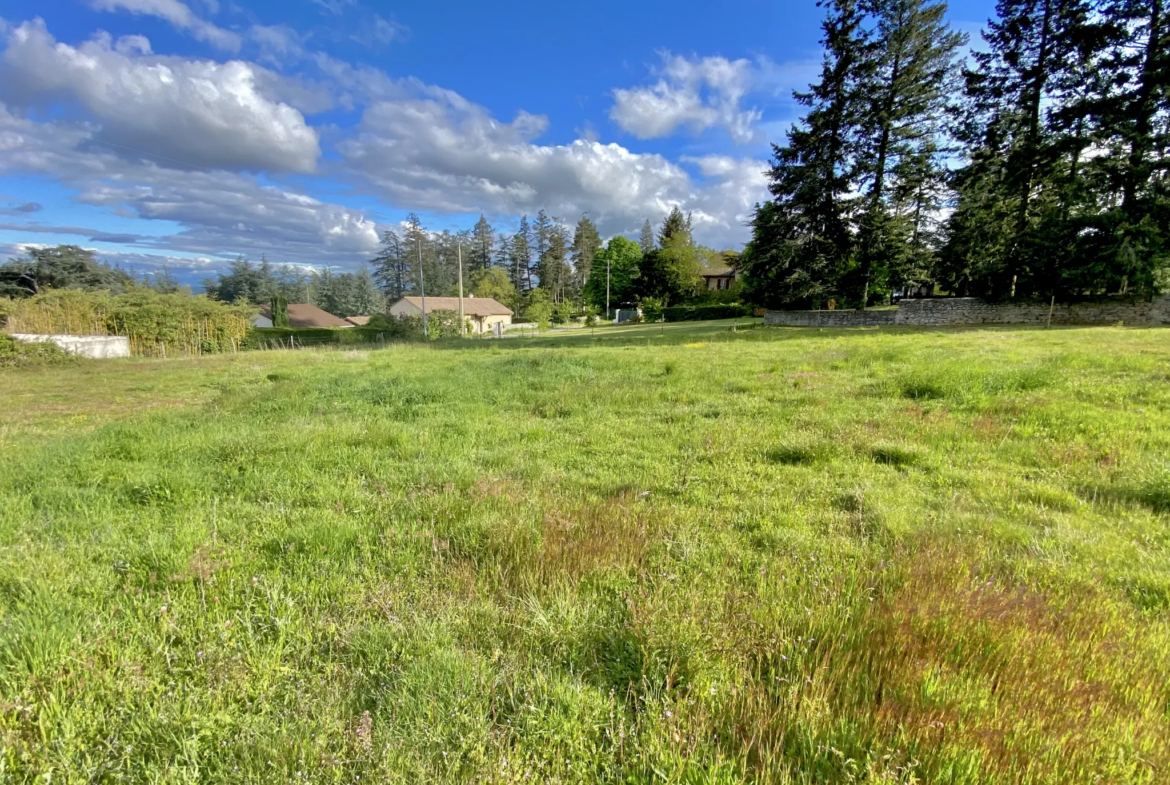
894,297,1170,326
762,309,897,327
764,296,1170,328
10,333,131,359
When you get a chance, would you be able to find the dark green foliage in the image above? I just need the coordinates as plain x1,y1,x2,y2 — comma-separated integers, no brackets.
583,236,642,311
0,334,77,369
203,256,309,304
741,0,868,309
371,229,409,300
469,215,495,271
661,304,753,321
0,245,133,298
637,235,701,305
270,294,290,328
571,214,602,296
639,219,655,253
242,325,410,349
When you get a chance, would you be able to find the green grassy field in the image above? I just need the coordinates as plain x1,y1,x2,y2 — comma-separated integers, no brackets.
2,323,1168,784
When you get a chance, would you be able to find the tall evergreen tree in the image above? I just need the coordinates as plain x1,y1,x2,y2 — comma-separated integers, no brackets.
1091,0,1170,295
658,206,693,247
639,219,656,253
943,0,1092,298
537,221,572,302
571,214,602,295
371,229,408,300
852,0,965,306
511,216,532,292
741,0,867,308
469,215,495,270
532,210,554,288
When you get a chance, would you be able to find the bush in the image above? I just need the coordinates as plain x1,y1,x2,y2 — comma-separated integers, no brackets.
551,301,573,325
242,325,414,349
662,304,753,322
639,297,666,323
2,289,252,356
0,334,77,369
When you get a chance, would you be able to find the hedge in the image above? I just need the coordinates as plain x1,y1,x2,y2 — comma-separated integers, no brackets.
2,289,252,357
662,304,753,322
241,326,402,350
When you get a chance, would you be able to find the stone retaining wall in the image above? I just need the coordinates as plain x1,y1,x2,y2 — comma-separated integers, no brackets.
764,296,1170,328
762,309,897,327
10,333,131,359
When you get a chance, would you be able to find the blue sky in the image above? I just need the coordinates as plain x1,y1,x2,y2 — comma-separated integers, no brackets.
0,0,995,282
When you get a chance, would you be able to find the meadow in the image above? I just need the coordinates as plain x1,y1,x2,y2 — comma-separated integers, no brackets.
1,323,1168,784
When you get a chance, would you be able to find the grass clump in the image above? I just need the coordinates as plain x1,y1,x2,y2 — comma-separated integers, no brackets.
0,333,76,369
1,323,1169,783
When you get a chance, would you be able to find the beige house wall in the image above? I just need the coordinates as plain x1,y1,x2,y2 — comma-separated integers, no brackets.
388,300,512,335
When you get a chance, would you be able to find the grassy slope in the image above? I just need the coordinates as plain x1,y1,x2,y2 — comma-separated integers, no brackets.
1,325,1168,784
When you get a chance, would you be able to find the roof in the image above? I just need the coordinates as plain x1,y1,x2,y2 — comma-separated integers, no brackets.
344,316,370,326
258,303,353,328
700,267,735,278
394,296,513,317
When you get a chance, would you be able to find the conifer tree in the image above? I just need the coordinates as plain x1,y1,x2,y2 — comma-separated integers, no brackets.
511,216,532,292
469,215,495,270
571,214,602,294
741,0,868,308
371,229,408,300
944,0,1093,298
639,219,656,253
658,206,692,247
852,0,964,306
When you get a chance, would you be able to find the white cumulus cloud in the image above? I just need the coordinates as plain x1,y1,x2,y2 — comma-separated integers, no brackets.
0,20,320,173
610,52,762,143
340,84,767,247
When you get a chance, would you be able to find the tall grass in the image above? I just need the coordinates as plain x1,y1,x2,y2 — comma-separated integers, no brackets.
0,324,1168,783
2,289,252,357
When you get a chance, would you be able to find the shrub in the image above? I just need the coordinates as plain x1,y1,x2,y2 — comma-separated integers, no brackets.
242,325,415,349
2,289,252,357
639,297,666,322
0,334,77,369
662,304,753,322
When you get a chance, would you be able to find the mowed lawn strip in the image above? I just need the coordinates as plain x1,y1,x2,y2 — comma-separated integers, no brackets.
1,325,1168,784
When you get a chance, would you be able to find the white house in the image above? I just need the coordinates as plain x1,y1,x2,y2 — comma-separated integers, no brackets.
388,296,513,335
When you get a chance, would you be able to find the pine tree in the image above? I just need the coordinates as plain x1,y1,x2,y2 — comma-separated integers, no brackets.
402,213,433,297
852,0,964,307
532,210,553,289
469,215,495,271
537,220,571,301
511,216,532,292
494,232,513,269
371,229,408,300
944,0,1092,298
741,0,868,308
1090,0,1170,295
571,214,602,296
639,219,656,253
658,206,692,247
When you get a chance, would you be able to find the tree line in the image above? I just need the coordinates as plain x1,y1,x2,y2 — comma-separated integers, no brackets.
741,0,1168,309
368,208,738,318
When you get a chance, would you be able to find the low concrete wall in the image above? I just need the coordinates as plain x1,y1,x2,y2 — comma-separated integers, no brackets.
10,333,131,359
765,296,1170,328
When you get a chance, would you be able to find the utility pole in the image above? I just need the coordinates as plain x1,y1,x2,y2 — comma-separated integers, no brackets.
457,242,465,337
418,237,428,339
606,257,611,321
